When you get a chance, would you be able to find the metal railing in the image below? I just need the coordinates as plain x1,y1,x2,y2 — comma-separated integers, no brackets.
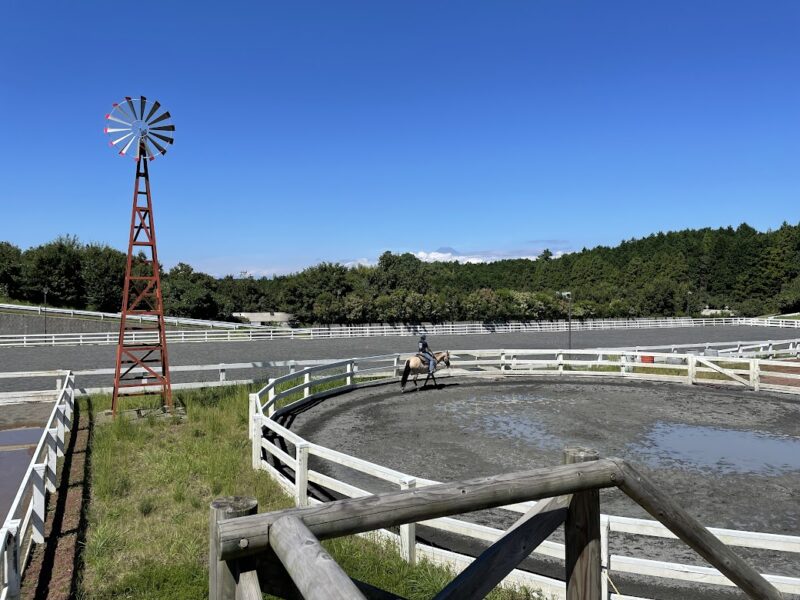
249,350,800,599
1,374,74,600
5,316,800,348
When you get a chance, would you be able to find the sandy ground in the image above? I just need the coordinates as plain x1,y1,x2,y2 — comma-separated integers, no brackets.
2,325,800,394
285,376,800,599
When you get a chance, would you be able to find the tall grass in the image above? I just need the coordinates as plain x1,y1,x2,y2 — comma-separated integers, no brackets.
78,384,544,599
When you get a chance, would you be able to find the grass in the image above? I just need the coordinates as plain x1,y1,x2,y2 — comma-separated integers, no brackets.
77,384,544,600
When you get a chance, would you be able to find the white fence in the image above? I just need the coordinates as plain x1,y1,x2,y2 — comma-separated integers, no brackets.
0,302,254,330
5,316,800,348
249,351,800,599
1,374,74,600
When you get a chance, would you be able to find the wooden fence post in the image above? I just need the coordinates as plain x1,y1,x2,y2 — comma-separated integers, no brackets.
209,497,258,600
4,520,21,600
295,442,310,507
564,447,601,600
399,477,417,565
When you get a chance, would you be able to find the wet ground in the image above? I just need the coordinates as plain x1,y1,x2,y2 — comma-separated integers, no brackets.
286,376,800,597
0,402,54,521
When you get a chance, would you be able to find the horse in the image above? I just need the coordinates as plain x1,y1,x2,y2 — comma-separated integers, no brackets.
400,350,450,392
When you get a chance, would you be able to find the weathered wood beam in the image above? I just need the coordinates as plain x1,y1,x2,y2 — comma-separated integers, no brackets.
433,494,571,600
209,496,258,600
614,460,783,600
270,515,367,600
218,460,622,560
565,448,601,600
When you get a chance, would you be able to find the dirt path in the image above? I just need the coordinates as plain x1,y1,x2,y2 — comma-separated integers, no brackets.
20,400,92,599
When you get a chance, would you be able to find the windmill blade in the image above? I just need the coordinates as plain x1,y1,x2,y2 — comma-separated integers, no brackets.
139,97,146,121
149,131,174,145
144,100,161,122
142,137,156,160
109,131,134,146
147,110,171,126
104,126,130,134
112,102,136,122
146,134,168,156
125,96,138,120
150,124,175,132
106,113,132,126
119,135,136,156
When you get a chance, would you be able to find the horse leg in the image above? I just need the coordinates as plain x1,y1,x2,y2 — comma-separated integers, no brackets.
431,373,438,388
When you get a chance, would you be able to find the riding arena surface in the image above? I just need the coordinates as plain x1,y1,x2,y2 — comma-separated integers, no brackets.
285,376,800,599
3,325,800,393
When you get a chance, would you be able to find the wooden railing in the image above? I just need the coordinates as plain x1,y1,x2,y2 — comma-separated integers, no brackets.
0,373,74,600
210,450,785,600
247,350,800,598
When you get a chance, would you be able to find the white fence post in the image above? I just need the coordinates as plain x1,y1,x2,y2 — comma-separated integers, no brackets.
687,355,696,385
399,477,417,565
557,352,564,375
500,350,506,373
600,517,610,599
32,464,46,544
248,393,258,441
4,520,21,600
303,372,311,398
393,354,400,378
46,428,58,493
251,414,262,470
219,367,226,382
750,359,760,392
346,360,354,386
267,380,276,418
295,442,310,507
56,405,65,457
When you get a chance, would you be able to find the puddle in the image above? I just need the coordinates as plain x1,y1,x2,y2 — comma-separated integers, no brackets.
0,427,43,447
628,423,800,475
0,447,35,522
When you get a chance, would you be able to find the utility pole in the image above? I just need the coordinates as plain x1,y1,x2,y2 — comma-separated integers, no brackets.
43,287,49,335
559,291,573,351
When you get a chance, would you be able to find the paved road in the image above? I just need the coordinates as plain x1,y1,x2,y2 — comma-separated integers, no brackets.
1,325,798,393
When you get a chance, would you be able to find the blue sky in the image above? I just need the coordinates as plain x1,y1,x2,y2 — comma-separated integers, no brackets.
1,1,798,276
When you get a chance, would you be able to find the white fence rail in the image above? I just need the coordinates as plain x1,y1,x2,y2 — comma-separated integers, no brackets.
0,302,254,330
1,374,74,600
5,316,800,348
250,350,800,599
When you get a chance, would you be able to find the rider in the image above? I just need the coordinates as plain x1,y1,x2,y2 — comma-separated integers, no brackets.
418,334,436,374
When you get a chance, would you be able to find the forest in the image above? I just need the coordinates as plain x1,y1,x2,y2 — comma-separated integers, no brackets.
1,222,800,325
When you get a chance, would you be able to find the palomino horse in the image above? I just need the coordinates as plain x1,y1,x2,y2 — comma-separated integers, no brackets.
400,350,450,391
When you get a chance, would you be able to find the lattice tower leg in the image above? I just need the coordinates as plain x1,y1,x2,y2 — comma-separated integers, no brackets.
112,144,173,415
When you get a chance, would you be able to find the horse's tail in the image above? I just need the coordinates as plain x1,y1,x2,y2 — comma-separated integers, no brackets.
400,361,411,389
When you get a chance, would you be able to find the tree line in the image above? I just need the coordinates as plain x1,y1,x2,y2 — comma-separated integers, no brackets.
2,222,800,324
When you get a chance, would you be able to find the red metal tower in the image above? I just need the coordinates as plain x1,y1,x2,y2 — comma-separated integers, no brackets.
106,97,175,415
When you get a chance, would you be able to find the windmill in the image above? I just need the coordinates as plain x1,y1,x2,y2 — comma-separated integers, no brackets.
105,96,175,416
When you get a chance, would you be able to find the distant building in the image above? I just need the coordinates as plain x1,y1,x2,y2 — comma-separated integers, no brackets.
700,306,735,317
232,311,295,326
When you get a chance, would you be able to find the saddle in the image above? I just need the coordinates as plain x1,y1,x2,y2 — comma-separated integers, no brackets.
416,353,431,365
